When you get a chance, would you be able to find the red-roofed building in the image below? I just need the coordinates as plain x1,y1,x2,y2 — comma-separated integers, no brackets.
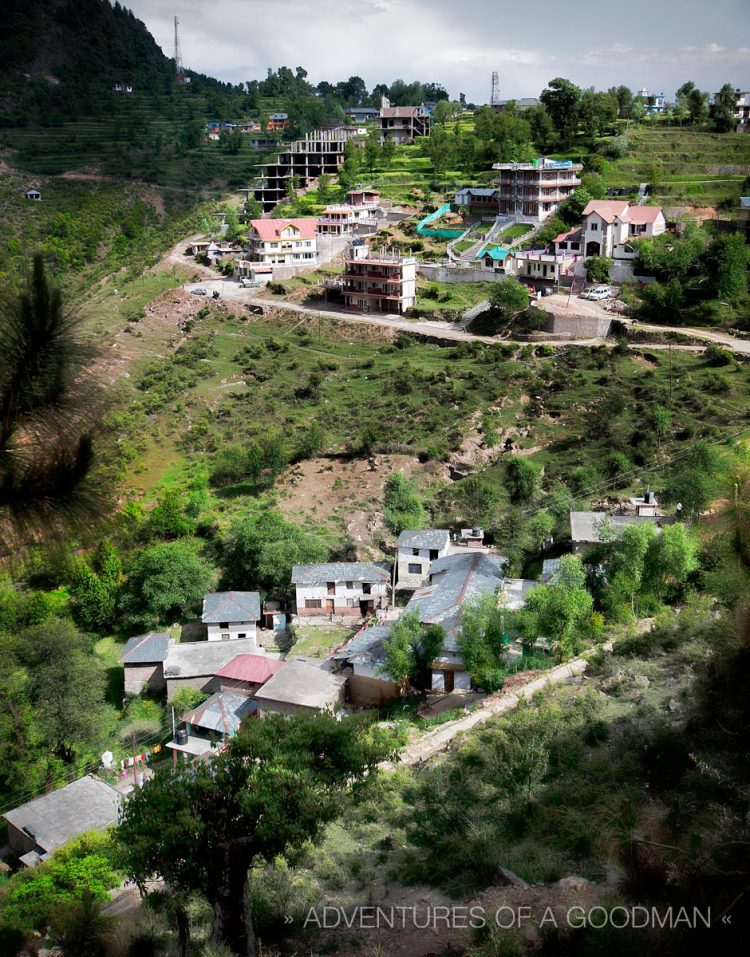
215,653,284,695
582,200,666,260
552,226,583,256
246,218,318,266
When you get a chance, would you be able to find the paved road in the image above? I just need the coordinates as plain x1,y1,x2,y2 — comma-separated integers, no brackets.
181,279,750,355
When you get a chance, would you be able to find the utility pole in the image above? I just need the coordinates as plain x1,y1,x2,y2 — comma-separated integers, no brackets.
668,342,673,406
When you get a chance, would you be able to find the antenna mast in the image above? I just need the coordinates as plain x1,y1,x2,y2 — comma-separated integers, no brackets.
174,16,184,83
490,71,501,107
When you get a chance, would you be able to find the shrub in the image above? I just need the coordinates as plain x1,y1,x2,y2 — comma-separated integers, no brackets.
703,343,734,366
171,687,209,716
383,474,426,534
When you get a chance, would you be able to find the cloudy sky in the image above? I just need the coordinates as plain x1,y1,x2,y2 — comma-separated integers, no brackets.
126,0,749,101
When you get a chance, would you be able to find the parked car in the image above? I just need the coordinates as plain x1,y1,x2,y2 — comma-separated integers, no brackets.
191,287,208,296
239,278,261,288
581,286,614,301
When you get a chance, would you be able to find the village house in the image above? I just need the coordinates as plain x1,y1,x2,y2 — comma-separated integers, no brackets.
214,653,284,695
24,188,41,201
162,637,262,700
493,157,583,222
233,259,273,283
168,690,259,760
580,200,666,260
552,226,583,255
407,551,507,692
379,101,431,144
4,776,122,867
344,106,380,122
120,631,170,695
722,89,750,132
454,187,500,215
395,529,451,589
636,88,666,115
346,187,382,207
291,561,390,620
331,624,399,706
266,112,289,131
342,244,417,314
246,218,318,266
201,591,261,644
504,249,578,285
316,204,373,236
477,246,510,271
254,657,349,716
740,198,750,242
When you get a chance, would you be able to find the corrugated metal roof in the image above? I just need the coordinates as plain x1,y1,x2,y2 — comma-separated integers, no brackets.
182,690,257,735
120,631,171,664
215,653,284,684
202,592,261,624
291,562,390,584
396,529,450,550
3,776,121,855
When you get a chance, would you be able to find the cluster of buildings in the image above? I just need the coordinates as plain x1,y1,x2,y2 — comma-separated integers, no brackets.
3,491,669,868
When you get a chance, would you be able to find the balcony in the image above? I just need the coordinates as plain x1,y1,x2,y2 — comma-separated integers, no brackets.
344,289,401,301
344,268,405,282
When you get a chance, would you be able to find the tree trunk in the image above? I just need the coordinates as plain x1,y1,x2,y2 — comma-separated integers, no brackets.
211,849,256,957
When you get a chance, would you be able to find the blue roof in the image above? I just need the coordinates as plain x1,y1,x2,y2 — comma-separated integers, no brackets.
477,246,509,261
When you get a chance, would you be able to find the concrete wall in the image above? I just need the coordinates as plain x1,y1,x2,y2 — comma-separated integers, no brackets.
546,313,612,338
431,668,472,692
396,543,449,589
7,820,35,856
418,264,509,284
124,662,165,696
206,621,257,644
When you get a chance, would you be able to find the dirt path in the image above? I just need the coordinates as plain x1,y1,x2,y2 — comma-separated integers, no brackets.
384,658,587,769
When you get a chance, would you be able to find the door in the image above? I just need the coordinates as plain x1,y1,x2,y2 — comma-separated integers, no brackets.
326,599,335,614
443,670,455,693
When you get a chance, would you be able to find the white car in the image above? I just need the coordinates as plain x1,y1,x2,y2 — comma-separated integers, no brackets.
582,286,614,301
191,287,208,296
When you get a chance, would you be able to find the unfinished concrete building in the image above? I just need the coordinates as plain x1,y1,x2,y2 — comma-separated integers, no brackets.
251,128,358,212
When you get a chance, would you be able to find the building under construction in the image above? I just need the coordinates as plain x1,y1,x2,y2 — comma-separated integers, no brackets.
251,128,358,212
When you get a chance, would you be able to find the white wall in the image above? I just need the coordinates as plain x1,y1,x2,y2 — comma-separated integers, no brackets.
206,621,257,644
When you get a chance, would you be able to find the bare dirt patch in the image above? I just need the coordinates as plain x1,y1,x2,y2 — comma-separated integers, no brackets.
276,453,429,556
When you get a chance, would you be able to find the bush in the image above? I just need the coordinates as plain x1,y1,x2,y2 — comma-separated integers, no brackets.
383,473,426,535
504,457,541,505
703,343,734,366
171,687,209,717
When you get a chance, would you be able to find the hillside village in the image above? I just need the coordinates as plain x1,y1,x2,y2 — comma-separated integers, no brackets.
1,2,750,956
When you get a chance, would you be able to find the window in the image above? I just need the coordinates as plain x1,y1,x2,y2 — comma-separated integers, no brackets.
412,548,420,556
219,622,229,629
327,582,336,595
221,633,230,641
238,633,246,639
408,563,422,575
429,549,439,560
305,599,322,609
346,581,354,589
362,583,372,595
591,222,598,231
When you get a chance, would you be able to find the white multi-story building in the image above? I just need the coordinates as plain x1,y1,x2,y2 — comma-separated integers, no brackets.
579,200,666,260
246,218,318,266
637,88,666,115
201,592,261,644
342,245,417,314
492,157,583,222
316,204,373,236
292,562,390,620
395,529,451,589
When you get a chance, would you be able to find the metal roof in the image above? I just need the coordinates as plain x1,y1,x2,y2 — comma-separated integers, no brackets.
215,653,284,684
202,591,261,624
254,658,348,710
396,529,450,550
120,631,171,664
164,638,263,679
3,776,122,856
569,512,661,544
291,562,390,584
182,690,257,735
740,197,750,208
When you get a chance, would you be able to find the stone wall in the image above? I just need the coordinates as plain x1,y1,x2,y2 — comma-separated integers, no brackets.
418,264,508,284
124,662,165,696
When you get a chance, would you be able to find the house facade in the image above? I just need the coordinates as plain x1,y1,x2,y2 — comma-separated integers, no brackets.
291,562,390,619
316,204,372,236
342,245,417,314
331,625,400,705
162,637,263,699
636,88,666,115
454,187,500,214
492,158,583,222
346,188,382,207
379,104,431,144
120,631,170,694
254,658,349,715
581,200,666,260
504,250,578,284
246,218,318,266
266,112,289,131
395,529,451,589
201,591,261,643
